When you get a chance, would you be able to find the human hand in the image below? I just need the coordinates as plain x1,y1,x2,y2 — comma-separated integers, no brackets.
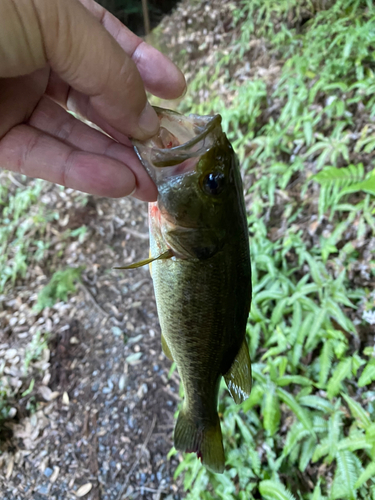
0,0,186,201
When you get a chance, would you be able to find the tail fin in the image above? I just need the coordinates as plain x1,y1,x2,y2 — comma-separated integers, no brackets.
174,409,225,473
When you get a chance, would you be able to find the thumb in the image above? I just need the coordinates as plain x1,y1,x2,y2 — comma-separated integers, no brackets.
0,0,159,140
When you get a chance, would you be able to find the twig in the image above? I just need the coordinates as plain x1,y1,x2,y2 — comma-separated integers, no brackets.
141,0,150,36
77,282,109,319
117,415,157,500
121,227,149,240
135,486,168,494
154,482,168,500
8,172,26,188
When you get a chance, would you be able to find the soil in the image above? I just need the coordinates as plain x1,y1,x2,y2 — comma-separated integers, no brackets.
0,183,183,500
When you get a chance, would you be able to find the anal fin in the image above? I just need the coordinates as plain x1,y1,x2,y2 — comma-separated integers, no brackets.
161,334,174,361
224,339,252,404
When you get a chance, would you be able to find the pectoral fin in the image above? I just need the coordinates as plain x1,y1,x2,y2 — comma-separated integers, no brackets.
114,249,173,270
224,339,252,404
161,334,174,361
149,249,153,277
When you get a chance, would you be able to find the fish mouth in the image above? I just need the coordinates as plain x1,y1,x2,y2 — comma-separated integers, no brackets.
132,107,222,183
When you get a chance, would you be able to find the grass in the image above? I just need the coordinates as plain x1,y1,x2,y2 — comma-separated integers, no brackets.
159,0,375,498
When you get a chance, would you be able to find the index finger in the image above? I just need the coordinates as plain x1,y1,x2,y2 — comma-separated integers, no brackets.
33,0,161,140
78,0,186,100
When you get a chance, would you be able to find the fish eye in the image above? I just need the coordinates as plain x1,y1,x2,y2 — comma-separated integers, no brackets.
202,172,225,196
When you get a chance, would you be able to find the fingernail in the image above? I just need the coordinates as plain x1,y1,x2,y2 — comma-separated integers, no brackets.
138,102,159,136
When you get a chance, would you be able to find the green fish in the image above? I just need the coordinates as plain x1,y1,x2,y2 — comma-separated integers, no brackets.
117,108,252,473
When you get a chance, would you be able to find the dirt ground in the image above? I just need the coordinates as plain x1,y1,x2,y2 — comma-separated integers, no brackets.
0,181,184,500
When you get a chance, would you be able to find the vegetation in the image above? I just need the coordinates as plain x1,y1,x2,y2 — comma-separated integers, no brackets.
0,178,56,294
1,0,374,497
0,175,86,426
163,0,375,498
34,266,83,312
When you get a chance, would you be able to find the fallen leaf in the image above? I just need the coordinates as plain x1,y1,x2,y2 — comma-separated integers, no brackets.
50,466,60,483
6,455,14,479
39,385,53,401
75,483,92,497
62,391,70,405
125,352,143,365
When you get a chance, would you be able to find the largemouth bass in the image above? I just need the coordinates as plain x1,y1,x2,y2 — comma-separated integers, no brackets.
119,108,252,473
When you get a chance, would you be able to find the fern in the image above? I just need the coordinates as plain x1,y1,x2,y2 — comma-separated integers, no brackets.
299,396,334,414
318,340,334,387
259,480,296,500
354,461,375,489
311,482,324,500
358,359,375,387
312,164,375,217
263,384,281,436
327,358,352,399
276,388,313,432
342,394,371,429
299,435,317,472
282,422,310,459
330,451,359,500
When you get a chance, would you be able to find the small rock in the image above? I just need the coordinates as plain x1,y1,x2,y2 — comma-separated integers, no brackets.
125,352,142,365
50,466,60,483
36,484,49,495
43,467,53,478
62,391,70,405
118,374,127,391
5,348,17,360
111,326,122,337
38,385,52,401
75,482,92,497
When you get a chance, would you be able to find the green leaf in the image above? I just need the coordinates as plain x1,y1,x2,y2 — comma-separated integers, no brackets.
318,339,333,387
277,388,312,431
311,481,323,500
330,450,359,500
275,376,313,387
305,307,327,352
338,435,371,453
282,422,310,459
312,437,330,462
342,394,371,429
271,297,289,326
259,480,296,500
358,359,375,387
327,358,352,399
299,395,334,414
299,435,317,472
354,461,375,489
292,311,314,367
242,383,264,411
263,385,281,436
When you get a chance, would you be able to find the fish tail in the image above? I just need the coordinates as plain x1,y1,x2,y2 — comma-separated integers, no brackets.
174,409,225,473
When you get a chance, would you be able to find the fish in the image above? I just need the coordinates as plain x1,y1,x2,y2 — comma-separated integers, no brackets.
117,107,252,473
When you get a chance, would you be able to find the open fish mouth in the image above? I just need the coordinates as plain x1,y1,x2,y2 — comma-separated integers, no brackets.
132,107,222,183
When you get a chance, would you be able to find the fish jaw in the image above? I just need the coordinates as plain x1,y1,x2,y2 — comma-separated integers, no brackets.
133,107,222,185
